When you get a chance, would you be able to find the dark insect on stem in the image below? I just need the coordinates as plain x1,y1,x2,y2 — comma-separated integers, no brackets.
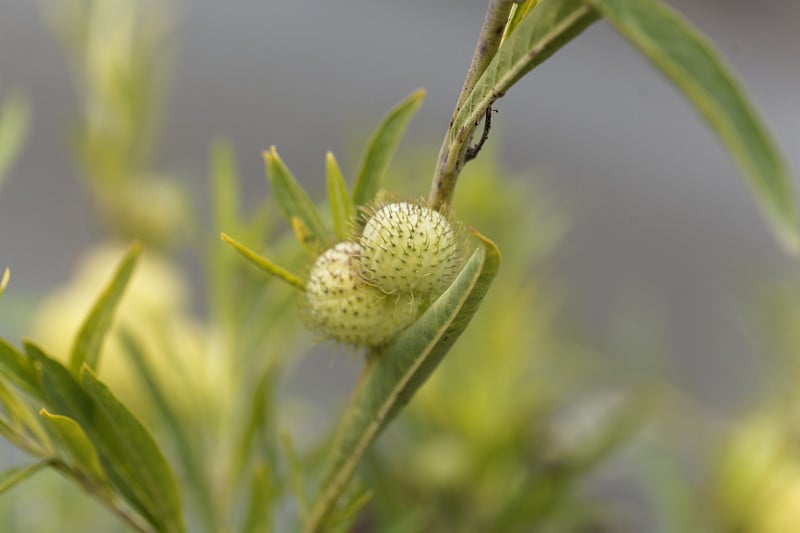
464,105,494,163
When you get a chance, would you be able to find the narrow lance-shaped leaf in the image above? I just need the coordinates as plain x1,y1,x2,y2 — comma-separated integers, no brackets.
26,342,186,533
351,89,425,206
304,231,501,533
326,152,355,240
586,0,799,252
265,146,330,246
69,242,140,374
220,232,306,290
0,461,50,496
452,0,598,148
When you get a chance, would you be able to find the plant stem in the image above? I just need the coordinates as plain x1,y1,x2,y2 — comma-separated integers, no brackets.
429,0,516,210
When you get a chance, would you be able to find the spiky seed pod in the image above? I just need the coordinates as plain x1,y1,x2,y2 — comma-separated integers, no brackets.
359,201,461,296
304,242,419,346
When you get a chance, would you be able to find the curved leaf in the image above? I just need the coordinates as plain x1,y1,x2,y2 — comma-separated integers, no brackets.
69,242,140,374
352,89,425,206
586,0,798,251
0,338,40,398
39,409,107,484
304,231,501,532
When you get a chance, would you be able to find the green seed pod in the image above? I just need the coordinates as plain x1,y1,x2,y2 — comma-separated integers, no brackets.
304,242,418,346
359,201,461,296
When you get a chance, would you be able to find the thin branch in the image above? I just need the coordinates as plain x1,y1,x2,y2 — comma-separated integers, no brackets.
429,0,516,210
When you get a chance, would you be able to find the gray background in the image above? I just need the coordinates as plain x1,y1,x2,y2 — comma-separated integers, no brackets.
0,0,798,412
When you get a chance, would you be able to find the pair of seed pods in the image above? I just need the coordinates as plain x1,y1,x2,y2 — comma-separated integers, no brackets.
304,201,462,346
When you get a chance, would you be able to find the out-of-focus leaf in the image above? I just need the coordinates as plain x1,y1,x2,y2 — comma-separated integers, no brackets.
26,342,186,533
0,93,30,190
78,366,186,533
452,0,597,151
587,0,799,252
264,146,330,245
351,89,425,206
220,232,306,290
0,380,49,454
119,329,217,529
242,464,273,533
326,152,355,240
0,338,41,398
0,461,50,495
305,231,501,532
39,409,106,483
281,430,309,519
68,242,140,374
0,268,8,299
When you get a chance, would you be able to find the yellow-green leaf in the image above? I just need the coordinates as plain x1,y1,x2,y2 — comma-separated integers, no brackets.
351,89,425,206
68,242,140,374
220,232,306,290
39,409,107,483
587,0,799,252
264,146,330,245
326,152,355,240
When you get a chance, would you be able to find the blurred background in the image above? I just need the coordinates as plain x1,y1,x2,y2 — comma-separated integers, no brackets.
0,0,799,530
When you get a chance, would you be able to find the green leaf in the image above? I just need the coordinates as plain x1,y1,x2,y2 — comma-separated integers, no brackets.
119,329,218,530
0,337,41,398
501,0,542,45
0,267,8,299
0,461,50,495
0,380,49,454
304,231,501,532
0,92,31,190
326,152,355,240
352,89,425,206
264,146,330,246
242,464,274,533
39,409,107,483
586,0,799,252
78,366,186,533
280,430,310,519
68,242,140,374
26,343,185,533
221,232,306,290
452,0,598,150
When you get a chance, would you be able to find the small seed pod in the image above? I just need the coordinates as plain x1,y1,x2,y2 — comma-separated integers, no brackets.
359,201,461,296
304,242,418,346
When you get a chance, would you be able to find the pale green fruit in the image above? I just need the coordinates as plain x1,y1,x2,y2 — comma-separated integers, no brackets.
304,242,419,346
360,202,460,296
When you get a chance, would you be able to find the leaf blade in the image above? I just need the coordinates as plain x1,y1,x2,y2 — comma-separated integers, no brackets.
587,0,799,251
305,231,501,532
220,232,306,290
352,89,425,206
264,146,330,245
68,242,140,374
0,337,41,398
0,92,31,190
39,409,107,483
326,152,355,240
